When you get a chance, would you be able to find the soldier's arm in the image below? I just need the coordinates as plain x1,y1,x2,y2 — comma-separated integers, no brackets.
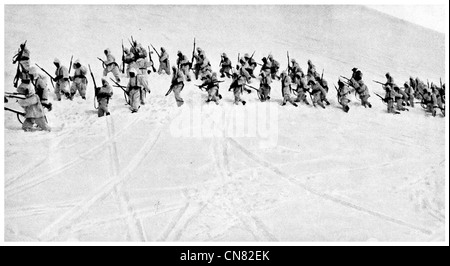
18,94,38,107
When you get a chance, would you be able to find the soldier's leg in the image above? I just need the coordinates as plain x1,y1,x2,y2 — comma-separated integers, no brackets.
183,66,191,81
112,66,121,82
22,118,35,131
409,95,414,107
173,86,184,107
103,68,108,77
388,99,394,113
130,89,140,112
61,80,70,98
98,102,105,117
314,93,325,108
34,117,51,131
79,82,87,99
98,99,107,117
69,82,77,100
139,88,145,105
55,83,62,101
234,89,242,105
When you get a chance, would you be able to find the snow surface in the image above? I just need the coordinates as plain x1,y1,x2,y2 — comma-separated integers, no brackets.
3,5,446,242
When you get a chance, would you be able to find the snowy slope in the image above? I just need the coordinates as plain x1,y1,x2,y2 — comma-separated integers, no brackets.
3,5,446,242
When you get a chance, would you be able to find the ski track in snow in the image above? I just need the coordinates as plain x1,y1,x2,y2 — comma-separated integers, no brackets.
36,103,177,241
5,114,142,196
227,138,434,236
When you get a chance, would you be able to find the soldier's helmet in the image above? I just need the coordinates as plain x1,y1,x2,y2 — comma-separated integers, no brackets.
172,66,177,71
308,79,316,85
404,82,409,88
73,59,81,67
197,47,202,52
161,47,166,52
307,59,312,65
338,77,345,84
101,77,109,84
124,48,130,53
291,58,296,63
212,72,217,78
239,58,245,64
352,67,358,72
260,71,266,77
53,58,60,65
129,68,137,74
385,72,390,77
177,50,182,55
268,54,273,60
222,53,227,58
281,70,287,76
244,53,250,58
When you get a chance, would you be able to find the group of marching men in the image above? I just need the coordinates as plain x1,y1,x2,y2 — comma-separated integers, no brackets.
6,41,446,132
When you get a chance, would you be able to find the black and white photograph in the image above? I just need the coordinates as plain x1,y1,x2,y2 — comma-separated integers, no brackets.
1,0,448,247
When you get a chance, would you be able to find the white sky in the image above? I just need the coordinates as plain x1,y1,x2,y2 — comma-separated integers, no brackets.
368,5,447,34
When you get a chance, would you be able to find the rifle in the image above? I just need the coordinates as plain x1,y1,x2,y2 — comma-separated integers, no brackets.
334,84,340,100
5,92,26,100
68,55,73,74
148,45,157,72
244,84,259,92
109,77,130,105
196,80,225,90
287,51,290,73
12,40,27,63
373,80,385,85
150,44,161,58
97,57,106,68
88,64,99,109
35,63,55,89
121,40,125,74
321,68,324,80
109,77,127,93
165,84,174,97
13,40,27,88
374,92,386,102
88,64,98,92
219,55,223,68
4,106,26,124
190,38,196,70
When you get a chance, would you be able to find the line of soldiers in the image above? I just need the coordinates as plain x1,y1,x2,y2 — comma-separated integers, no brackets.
7,41,446,132
378,73,445,116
